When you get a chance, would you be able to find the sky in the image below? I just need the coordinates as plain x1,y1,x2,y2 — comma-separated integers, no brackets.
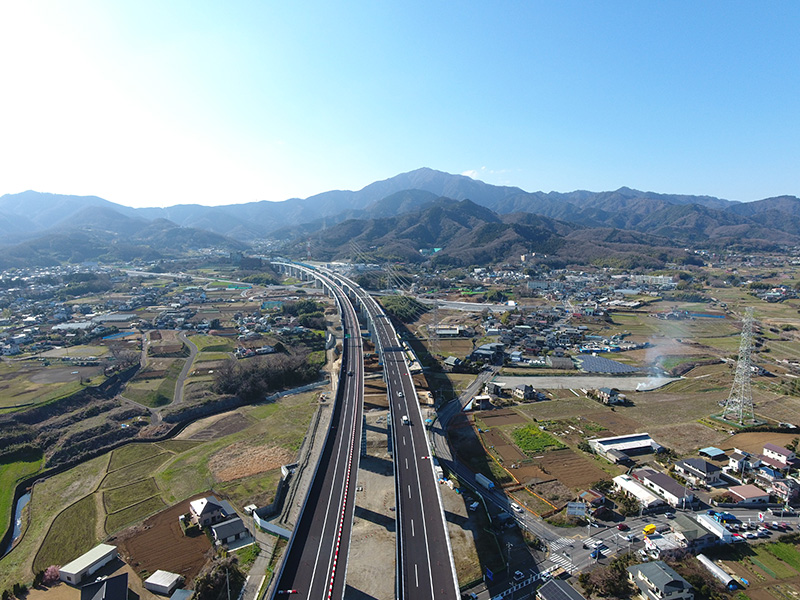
0,1,798,208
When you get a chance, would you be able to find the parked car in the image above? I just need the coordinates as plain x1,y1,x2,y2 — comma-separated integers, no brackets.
617,523,629,531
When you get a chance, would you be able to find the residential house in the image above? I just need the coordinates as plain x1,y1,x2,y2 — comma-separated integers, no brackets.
674,458,722,486
627,561,694,600
669,514,719,552
80,573,128,600
594,387,625,405
635,469,694,509
728,484,770,504
513,384,536,401
727,450,760,475
537,579,587,600
189,496,234,527
763,443,795,466
769,478,799,503
211,517,249,546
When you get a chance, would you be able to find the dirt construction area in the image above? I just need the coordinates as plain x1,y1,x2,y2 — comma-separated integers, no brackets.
114,495,212,581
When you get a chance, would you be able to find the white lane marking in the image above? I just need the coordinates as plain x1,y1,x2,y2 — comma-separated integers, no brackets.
415,563,419,587
403,437,406,446
411,519,415,537
408,485,412,499
405,458,408,469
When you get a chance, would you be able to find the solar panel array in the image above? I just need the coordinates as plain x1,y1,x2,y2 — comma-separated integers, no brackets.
577,355,637,374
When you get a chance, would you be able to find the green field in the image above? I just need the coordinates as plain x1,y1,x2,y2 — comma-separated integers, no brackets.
189,335,235,353
511,425,564,455
105,495,167,534
108,443,165,471
102,452,172,488
764,542,800,572
33,495,98,572
0,454,109,591
0,450,44,547
125,360,185,407
103,478,161,513
2,389,321,588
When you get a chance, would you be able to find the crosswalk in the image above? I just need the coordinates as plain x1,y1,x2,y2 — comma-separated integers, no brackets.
547,553,576,574
549,537,573,552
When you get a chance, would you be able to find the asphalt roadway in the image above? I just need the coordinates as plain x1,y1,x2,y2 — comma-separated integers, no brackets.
345,280,459,600
271,272,364,599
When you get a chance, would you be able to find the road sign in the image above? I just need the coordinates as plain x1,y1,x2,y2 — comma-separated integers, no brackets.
567,502,586,517
485,567,494,582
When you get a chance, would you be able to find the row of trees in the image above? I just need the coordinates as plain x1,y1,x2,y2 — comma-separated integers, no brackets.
212,352,321,402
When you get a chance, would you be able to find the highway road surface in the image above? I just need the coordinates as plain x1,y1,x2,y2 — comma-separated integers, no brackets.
271,269,364,599
356,289,459,600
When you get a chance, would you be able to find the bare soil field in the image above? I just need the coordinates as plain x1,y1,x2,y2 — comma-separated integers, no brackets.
29,366,103,384
114,495,212,581
530,479,575,508
510,463,551,485
208,441,294,482
720,431,800,455
583,411,640,436
534,449,607,489
482,429,526,463
187,412,253,440
478,408,527,427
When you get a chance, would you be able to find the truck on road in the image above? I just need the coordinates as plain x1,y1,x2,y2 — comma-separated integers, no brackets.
475,473,495,490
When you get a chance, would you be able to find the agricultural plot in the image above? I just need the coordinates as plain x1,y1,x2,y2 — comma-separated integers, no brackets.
105,495,167,534
188,334,235,353
108,443,165,471
33,495,98,572
0,454,109,591
511,425,564,456
103,478,161,513
0,361,100,411
102,453,172,488
534,448,607,489
114,496,212,582
124,359,184,407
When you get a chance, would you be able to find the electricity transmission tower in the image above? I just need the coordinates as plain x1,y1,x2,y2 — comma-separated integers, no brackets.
722,307,756,424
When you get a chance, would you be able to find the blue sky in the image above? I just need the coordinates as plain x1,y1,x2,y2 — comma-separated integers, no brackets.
0,1,797,207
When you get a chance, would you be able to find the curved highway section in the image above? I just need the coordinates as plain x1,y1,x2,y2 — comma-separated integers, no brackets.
326,271,459,600
270,265,364,600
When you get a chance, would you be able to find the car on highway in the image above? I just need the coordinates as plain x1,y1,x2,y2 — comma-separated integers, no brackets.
348,370,354,376
510,502,523,513
401,415,410,426
397,390,404,397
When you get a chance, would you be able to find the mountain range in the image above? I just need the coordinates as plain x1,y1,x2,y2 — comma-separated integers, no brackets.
1,168,799,268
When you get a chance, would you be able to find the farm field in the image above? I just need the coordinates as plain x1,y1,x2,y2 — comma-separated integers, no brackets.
0,454,109,591
115,494,212,582
124,359,184,407
1,388,320,590
0,360,104,411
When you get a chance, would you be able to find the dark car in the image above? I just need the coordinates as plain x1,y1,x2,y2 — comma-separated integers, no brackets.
617,523,629,531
